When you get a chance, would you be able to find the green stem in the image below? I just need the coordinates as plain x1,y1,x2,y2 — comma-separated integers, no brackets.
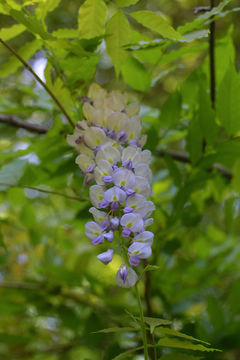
135,284,149,360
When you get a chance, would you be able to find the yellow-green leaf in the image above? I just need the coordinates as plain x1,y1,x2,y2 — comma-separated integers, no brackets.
158,338,220,352
78,0,107,39
116,0,139,7
0,24,26,41
36,0,61,21
105,10,131,77
130,10,182,40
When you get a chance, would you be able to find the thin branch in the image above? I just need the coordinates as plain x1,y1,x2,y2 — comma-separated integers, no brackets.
209,0,216,108
0,182,82,201
0,114,49,134
157,149,233,180
0,38,75,128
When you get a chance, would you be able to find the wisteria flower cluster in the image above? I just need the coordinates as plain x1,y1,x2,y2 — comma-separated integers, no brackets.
67,84,155,288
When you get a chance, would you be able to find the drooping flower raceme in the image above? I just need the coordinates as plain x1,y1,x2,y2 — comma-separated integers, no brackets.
67,84,155,288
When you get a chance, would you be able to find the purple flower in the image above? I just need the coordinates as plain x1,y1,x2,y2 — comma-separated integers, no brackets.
129,255,140,266
83,164,95,174
122,228,131,238
126,188,136,197
100,219,110,231
108,130,116,139
91,234,104,245
122,160,133,170
104,230,114,242
116,265,138,288
97,248,114,264
111,201,119,211
98,200,109,209
117,131,128,143
124,206,134,214
110,217,119,229
119,265,127,282
102,175,113,184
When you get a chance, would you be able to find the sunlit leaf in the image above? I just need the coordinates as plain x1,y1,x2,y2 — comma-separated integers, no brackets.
130,10,182,40
78,0,107,39
0,24,26,41
105,11,131,76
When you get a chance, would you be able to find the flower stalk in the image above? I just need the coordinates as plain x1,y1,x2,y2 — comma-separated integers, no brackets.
135,284,149,360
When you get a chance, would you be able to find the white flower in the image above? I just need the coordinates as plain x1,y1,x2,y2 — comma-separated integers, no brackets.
96,143,121,164
84,127,107,148
120,213,144,233
75,154,95,173
85,221,102,240
104,186,126,203
112,168,136,189
90,185,105,208
89,207,107,224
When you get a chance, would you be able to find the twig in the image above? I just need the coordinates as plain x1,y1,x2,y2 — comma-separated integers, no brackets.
209,0,216,108
0,114,49,134
0,182,82,201
0,38,75,128
157,149,232,180
143,259,154,360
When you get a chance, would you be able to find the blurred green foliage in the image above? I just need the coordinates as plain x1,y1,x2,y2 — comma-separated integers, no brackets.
0,0,240,359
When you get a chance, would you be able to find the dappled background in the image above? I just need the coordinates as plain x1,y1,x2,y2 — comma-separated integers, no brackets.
0,0,240,359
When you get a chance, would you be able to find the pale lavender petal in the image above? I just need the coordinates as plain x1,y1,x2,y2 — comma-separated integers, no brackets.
100,219,110,231
124,206,134,214
126,188,136,197
97,248,113,264
91,234,104,245
129,255,140,266
102,175,113,184
116,265,138,288
83,163,95,174
110,217,119,229
117,131,128,143
122,228,131,238
104,231,114,242
111,201,119,211
99,200,109,209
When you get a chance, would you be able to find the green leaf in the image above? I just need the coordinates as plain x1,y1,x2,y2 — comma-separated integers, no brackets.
112,346,144,360
198,78,218,145
0,39,42,78
158,338,219,352
159,91,182,127
116,0,139,7
105,11,131,77
9,9,53,40
78,0,107,39
52,28,79,38
155,327,210,345
139,265,160,281
36,0,61,21
130,10,182,40
160,355,203,360
187,112,203,164
92,327,140,334
216,63,240,135
178,0,233,34
0,159,27,191
0,24,26,41
121,56,151,91
141,317,171,333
